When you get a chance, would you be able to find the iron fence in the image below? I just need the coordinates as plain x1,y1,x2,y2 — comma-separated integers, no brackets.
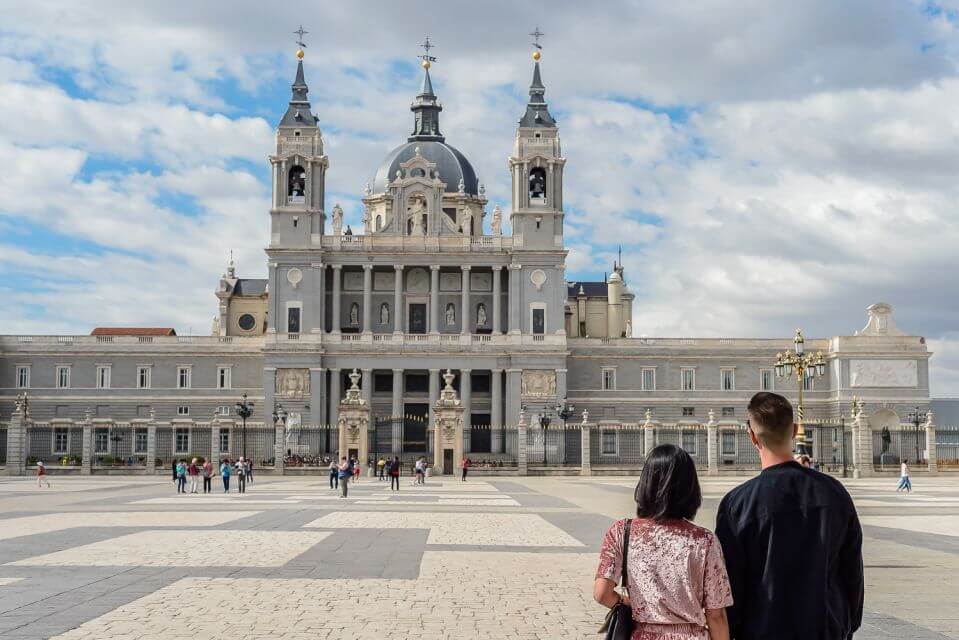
0,425,6,464
527,423,582,466
873,425,926,468
936,426,959,467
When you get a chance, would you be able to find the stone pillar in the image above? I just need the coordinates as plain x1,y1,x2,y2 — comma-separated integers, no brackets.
851,403,874,478
461,266,471,335
81,422,92,476
517,409,528,476
310,368,324,427
274,417,286,475
492,266,503,335
643,410,656,458
6,411,26,476
263,368,276,432
362,264,373,333
331,265,342,334
491,368,503,453
506,369,522,428
329,368,341,449
706,410,718,477
429,265,440,334
432,369,465,475
393,265,404,334
209,421,219,468
925,411,938,474
362,368,373,456
461,369,472,453
508,264,522,334
315,263,326,333
267,262,279,334
337,370,370,464
429,369,440,435
392,368,404,454
580,420,592,476
147,420,157,474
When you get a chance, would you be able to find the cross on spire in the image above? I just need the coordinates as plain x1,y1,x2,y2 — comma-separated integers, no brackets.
420,36,437,64
530,25,545,49
294,25,308,50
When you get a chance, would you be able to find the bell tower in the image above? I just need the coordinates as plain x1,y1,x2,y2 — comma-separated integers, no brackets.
270,32,328,248
509,31,565,250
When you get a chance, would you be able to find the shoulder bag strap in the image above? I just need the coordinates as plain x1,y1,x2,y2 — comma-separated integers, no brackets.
621,518,632,592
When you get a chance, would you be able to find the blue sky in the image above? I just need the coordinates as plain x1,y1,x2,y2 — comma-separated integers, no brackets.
2,0,959,393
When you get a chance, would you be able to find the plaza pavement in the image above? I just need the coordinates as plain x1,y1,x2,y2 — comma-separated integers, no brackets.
0,472,956,639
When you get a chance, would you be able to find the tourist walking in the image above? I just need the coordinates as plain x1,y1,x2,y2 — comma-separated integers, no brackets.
715,392,863,640
187,458,199,494
329,458,339,489
235,457,247,494
413,457,424,486
202,458,213,493
594,444,732,640
171,460,177,483
353,458,361,483
897,459,913,493
377,457,386,480
338,456,351,498
175,460,187,494
461,457,470,482
247,459,254,485
220,458,231,493
36,461,51,488
389,456,401,491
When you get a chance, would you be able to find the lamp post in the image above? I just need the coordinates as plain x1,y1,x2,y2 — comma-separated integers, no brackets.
109,429,123,463
234,393,254,460
554,399,575,465
539,410,552,465
774,329,827,456
906,406,926,464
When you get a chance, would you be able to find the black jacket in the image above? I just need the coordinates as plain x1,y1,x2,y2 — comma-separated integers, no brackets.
715,461,864,640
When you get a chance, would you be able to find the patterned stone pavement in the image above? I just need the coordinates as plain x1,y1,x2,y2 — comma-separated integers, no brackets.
0,473,956,639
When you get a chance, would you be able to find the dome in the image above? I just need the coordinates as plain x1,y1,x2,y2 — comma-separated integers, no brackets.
371,140,479,195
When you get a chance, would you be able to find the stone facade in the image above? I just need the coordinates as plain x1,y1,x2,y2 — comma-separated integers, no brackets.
0,54,936,474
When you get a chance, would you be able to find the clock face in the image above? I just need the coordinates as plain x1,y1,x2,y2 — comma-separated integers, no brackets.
238,314,256,331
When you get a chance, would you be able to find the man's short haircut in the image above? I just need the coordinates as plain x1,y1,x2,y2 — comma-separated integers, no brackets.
747,392,794,449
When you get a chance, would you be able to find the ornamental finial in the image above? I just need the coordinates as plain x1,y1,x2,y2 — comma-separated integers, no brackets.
294,25,308,59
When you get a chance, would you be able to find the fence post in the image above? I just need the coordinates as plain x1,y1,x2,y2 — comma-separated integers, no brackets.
707,410,718,477
81,412,92,476
147,413,157,475
208,420,219,469
6,399,27,476
274,419,286,475
642,410,655,458
851,401,873,478
925,411,938,474
517,411,528,476
581,420,591,476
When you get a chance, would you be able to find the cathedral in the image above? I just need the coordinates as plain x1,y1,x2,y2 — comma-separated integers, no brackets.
0,43,936,475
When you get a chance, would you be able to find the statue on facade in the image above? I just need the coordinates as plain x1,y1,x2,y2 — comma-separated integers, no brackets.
331,203,343,236
476,303,487,327
409,197,426,236
350,302,359,326
362,206,372,233
491,205,502,236
380,303,390,325
364,182,372,196
625,319,632,338
344,225,353,236
461,206,473,235
581,408,589,425
457,177,465,195
445,303,456,326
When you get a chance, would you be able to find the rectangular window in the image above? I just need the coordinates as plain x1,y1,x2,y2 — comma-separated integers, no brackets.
682,407,695,417
53,427,69,454
405,373,429,393
760,369,773,391
219,428,230,454
531,307,545,335
96,365,111,389
215,405,230,417
287,306,301,334
681,368,695,391
174,428,189,454
374,373,393,393
471,372,491,393
56,366,71,389
681,431,698,455
177,367,191,389
94,428,109,454
601,430,618,455
137,366,151,389
217,366,232,390
177,405,190,416
721,368,735,391
722,407,735,417
601,368,616,391
642,368,655,391
803,371,814,391
721,431,737,456
134,429,148,454
16,365,30,389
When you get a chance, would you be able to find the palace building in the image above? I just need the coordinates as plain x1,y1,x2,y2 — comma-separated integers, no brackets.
0,44,940,475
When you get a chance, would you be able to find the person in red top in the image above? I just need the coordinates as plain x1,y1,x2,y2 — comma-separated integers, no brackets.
36,461,51,489
461,457,471,482
187,458,200,494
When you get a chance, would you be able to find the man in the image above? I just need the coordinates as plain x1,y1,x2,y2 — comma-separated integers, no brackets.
377,457,386,481
716,392,863,639
36,460,51,488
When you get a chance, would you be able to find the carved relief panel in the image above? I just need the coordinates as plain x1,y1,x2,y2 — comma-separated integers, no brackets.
521,370,557,399
276,368,310,399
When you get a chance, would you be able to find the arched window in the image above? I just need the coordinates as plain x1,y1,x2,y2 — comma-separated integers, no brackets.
529,167,546,201
288,165,306,203
375,215,382,231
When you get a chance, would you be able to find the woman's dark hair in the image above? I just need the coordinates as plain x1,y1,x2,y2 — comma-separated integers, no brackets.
634,444,702,520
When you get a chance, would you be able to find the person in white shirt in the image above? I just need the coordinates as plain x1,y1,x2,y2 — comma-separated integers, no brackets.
896,459,912,493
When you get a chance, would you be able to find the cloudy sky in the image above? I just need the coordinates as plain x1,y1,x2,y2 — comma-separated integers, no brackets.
2,1,959,394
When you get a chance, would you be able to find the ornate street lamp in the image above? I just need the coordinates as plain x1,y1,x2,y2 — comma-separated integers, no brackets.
554,399,575,465
539,410,552,465
234,393,254,460
109,429,123,463
774,329,827,456
906,406,926,464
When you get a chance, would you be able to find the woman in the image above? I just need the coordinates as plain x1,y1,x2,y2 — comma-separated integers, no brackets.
593,444,733,640
220,458,232,493
329,458,339,490
175,460,187,494
338,456,351,498
389,456,401,492
897,459,912,493
187,458,199,494
202,458,213,494
461,457,470,482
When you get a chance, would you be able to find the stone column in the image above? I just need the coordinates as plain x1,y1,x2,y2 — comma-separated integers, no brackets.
429,265,440,334
517,409,528,476
581,421,592,476
643,410,656,458
267,262,278,333
329,369,341,449
492,266,503,335
555,368,568,460
506,369,522,428
393,265,404,334
429,369,440,446
361,368,373,410
209,421,219,468
330,265,342,334
491,369,503,453
461,266,471,335
5,411,26,476
925,411,938,474
146,420,157,474
315,263,326,333
310,368,324,426
461,369,472,453
81,422,92,476
852,405,874,478
274,417,285,475
362,264,373,334
508,264,522,334
263,368,276,432
706,410,718,477
392,369,404,454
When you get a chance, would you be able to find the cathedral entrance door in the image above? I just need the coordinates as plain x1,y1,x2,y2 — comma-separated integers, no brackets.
403,403,429,453
409,303,427,334
443,449,454,475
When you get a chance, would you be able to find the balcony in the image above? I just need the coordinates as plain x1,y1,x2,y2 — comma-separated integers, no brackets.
265,332,566,352
319,234,512,253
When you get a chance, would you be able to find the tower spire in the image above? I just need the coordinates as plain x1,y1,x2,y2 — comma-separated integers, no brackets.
409,36,444,141
278,27,317,127
519,27,555,128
